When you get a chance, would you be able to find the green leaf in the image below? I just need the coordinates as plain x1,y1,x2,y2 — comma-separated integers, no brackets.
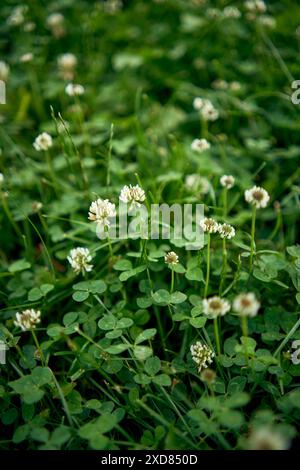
185,268,204,282
218,410,244,428
28,287,43,301
189,317,206,328
152,289,170,305
98,314,117,331
30,427,50,443
63,312,78,326
145,356,161,376
9,259,31,273
119,265,146,282
134,373,152,385
114,259,133,271
40,284,54,295
72,291,89,302
116,318,133,329
152,374,171,387
225,392,250,408
135,328,157,344
31,367,52,387
105,344,129,354
170,291,187,304
133,345,153,361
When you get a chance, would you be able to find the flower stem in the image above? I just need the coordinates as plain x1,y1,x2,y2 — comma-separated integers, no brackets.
204,233,211,298
213,318,221,356
241,316,249,364
249,206,256,271
223,188,228,218
171,267,175,294
31,329,45,366
219,238,227,295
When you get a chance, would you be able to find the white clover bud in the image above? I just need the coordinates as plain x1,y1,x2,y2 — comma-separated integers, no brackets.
191,138,210,153
33,132,53,151
65,83,85,96
245,185,270,209
119,184,145,208
68,247,93,275
233,293,260,317
14,309,41,331
190,341,215,372
220,175,235,189
200,217,219,234
203,296,231,319
164,251,179,265
218,223,235,239
88,198,116,228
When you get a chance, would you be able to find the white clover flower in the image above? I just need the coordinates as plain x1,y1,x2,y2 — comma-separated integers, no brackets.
223,6,241,18
7,6,27,26
230,81,242,91
58,53,77,80
193,97,204,110
23,22,35,32
258,15,276,28
220,174,235,189
245,185,270,209
206,8,222,19
218,223,235,239
185,174,210,194
0,173,4,186
200,217,219,234
194,98,219,121
65,83,85,97
88,198,116,228
47,12,64,27
20,52,33,63
103,0,123,14
33,132,53,151
191,138,210,153
190,341,215,372
164,251,179,265
0,61,9,81
68,247,93,275
233,292,260,317
203,296,231,319
245,427,290,450
14,309,41,331
119,184,145,207
212,79,228,90
245,0,266,14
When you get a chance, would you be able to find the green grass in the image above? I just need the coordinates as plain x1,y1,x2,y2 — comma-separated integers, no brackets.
0,0,300,451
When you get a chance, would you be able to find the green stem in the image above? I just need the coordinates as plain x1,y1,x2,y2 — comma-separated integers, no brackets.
223,188,228,218
219,238,227,295
249,206,256,271
31,329,45,366
45,150,58,196
274,315,300,358
170,267,175,294
241,316,249,364
213,318,221,356
204,233,211,298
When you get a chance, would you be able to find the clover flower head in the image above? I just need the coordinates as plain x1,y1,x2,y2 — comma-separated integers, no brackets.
33,132,53,151
200,368,216,384
0,173,4,186
194,98,219,121
14,309,41,331
245,0,267,14
259,15,276,28
190,341,215,372
245,426,290,450
47,12,64,27
164,251,179,265
220,174,235,189
203,296,231,319
68,247,93,275
200,217,219,234
88,198,116,228
0,61,9,81
223,6,241,18
191,138,210,153
245,185,270,209
119,184,145,207
212,79,228,90
65,83,85,96
20,52,33,63
185,174,210,194
218,223,235,239
233,292,260,317
7,6,27,27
